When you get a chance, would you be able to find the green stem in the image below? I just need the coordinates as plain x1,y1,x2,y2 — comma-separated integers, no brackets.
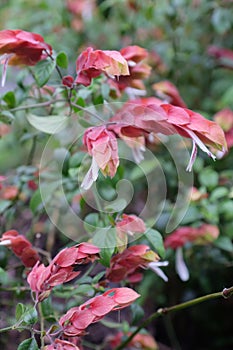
0,326,14,333
38,302,45,348
115,286,233,350
10,99,67,112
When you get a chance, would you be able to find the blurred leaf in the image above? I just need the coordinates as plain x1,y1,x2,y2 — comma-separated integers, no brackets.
209,187,228,202
17,337,39,350
84,213,100,233
130,159,159,181
56,51,68,69
15,303,27,322
198,168,219,189
93,228,116,267
92,271,105,283
131,303,145,325
20,307,38,325
27,114,68,134
34,59,56,87
214,236,233,253
0,268,9,285
29,189,43,214
75,284,95,296
0,110,15,123
100,319,123,329
3,91,16,108
212,8,232,34
145,228,165,259
0,200,12,214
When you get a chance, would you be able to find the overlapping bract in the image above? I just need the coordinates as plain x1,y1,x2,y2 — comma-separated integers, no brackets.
81,126,119,189
0,29,52,86
164,224,220,249
45,339,80,350
75,47,129,86
0,230,39,268
27,243,100,301
111,98,227,171
152,80,187,108
59,288,140,336
106,245,160,283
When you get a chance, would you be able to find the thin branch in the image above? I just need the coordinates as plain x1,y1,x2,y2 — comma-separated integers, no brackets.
115,286,233,350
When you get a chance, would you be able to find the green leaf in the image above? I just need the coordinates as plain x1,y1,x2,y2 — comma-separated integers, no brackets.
29,189,43,214
0,110,15,123
34,59,56,87
56,51,68,69
145,228,165,259
27,114,68,134
210,187,228,202
15,303,26,322
0,200,12,214
0,268,9,285
131,303,145,325
214,236,233,253
20,307,38,325
93,228,116,267
3,91,16,108
17,337,39,350
92,271,105,283
198,168,219,189
130,159,159,181
84,213,100,233
100,319,123,329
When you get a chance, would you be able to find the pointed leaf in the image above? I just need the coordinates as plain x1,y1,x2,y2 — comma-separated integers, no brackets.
145,228,165,259
34,59,56,87
56,52,68,69
17,338,39,350
27,114,68,134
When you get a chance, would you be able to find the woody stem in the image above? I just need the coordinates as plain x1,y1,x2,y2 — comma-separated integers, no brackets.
115,286,233,350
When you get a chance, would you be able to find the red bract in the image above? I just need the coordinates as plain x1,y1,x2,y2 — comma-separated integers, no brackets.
164,224,220,249
152,80,187,108
106,245,160,283
111,99,227,171
27,243,100,301
109,45,151,95
75,47,129,86
214,109,233,149
59,287,140,336
116,214,146,236
208,46,233,69
116,214,146,251
0,230,40,268
45,339,80,350
0,29,52,86
81,126,119,190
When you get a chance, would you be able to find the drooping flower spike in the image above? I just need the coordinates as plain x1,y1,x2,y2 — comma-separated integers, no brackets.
0,230,40,268
165,224,219,281
81,125,119,190
75,47,129,86
111,99,227,171
59,287,140,336
27,242,100,302
106,244,168,283
0,29,52,86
